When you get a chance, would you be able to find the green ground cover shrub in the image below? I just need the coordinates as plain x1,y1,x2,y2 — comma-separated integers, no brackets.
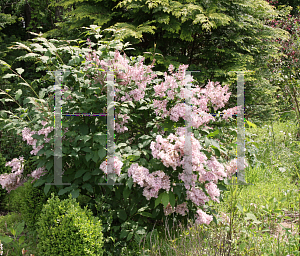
36,193,104,256
0,212,22,236
3,177,68,233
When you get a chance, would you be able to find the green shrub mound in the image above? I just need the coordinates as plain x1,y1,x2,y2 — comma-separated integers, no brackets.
3,178,60,232
36,193,104,256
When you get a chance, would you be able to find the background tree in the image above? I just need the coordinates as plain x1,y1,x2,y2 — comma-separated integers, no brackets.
42,0,289,122
265,0,300,136
0,0,295,125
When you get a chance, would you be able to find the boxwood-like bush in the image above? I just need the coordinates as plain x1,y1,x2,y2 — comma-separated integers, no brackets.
36,193,104,256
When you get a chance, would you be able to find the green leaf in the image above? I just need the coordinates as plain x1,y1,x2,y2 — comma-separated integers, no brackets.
161,192,169,208
39,89,47,99
142,139,152,147
45,160,53,170
127,154,140,161
93,132,107,145
139,135,152,140
10,228,16,236
0,60,11,68
82,147,92,152
112,226,120,232
40,56,50,62
78,124,89,135
123,187,131,200
207,129,219,138
155,193,163,208
92,151,98,163
82,183,93,193
117,143,127,148
98,148,106,160
245,212,258,222
120,229,129,239
15,221,25,236
135,227,146,235
83,172,92,181
58,186,73,195
169,191,175,207
44,184,51,196
236,203,244,213
172,186,182,200
245,119,257,128
82,135,91,143
137,206,148,213
32,178,46,187
71,189,80,199
15,89,22,100
85,153,93,163
211,139,220,149
16,68,24,75
213,147,220,157
117,209,127,221
137,106,148,110
74,169,88,179
217,183,228,192
126,177,133,189
18,235,25,245
126,231,133,241
2,73,17,79
0,235,13,243
92,168,101,175
1,99,14,104
138,211,152,218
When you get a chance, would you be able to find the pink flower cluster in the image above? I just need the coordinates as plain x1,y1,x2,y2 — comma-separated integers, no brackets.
195,209,213,225
147,124,249,224
85,49,239,135
127,163,171,200
204,81,231,111
152,70,235,127
205,181,221,203
22,121,54,155
222,106,242,120
225,158,248,179
163,202,189,216
99,156,123,176
84,49,158,133
150,127,207,173
115,113,130,133
61,86,73,100
126,125,228,224
0,122,69,192
186,186,210,206
29,167,47,184
0,157,25,193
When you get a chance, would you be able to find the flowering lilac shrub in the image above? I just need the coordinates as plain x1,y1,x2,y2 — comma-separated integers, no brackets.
0,26,246,254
